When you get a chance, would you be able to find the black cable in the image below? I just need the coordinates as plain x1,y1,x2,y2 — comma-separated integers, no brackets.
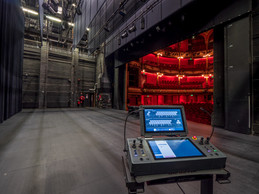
123,109,141,152
200,107,214,140
176,182,185,194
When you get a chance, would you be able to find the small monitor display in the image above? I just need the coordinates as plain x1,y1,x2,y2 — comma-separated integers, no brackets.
144,108,185,133
147,139,204,159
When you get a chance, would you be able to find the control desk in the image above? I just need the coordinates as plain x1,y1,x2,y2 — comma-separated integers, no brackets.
126,136,226,176
123,105,229,194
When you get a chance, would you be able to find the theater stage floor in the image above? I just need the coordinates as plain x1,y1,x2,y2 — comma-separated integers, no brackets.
0,108,258,194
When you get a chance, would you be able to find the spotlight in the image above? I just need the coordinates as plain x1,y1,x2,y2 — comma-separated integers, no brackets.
76,5,82,15
119,8,126,16
42,2,58,14
155,26,160,32
51,0,59,5
121,31,128,38
128,25,136,33
49,3,58,13
141,17,145,29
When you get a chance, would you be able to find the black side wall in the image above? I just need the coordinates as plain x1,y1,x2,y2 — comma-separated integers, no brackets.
0,0,24,123
213,27,225,128
224,17,251,134
252,0,259,134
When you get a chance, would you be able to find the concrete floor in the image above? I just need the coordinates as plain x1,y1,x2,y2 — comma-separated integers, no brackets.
0,108,258,194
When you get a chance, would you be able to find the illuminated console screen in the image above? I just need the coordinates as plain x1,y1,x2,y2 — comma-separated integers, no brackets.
144,108,185,133
148,139,204,159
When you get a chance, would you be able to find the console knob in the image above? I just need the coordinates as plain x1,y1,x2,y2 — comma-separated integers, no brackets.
205,137,210,144
132,140,136,148
139,139,143,148
199,137,204,145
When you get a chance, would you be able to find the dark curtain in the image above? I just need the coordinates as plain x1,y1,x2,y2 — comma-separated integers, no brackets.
0,0,24,123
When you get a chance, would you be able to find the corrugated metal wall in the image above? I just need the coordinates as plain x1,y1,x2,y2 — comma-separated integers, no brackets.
23,45,41,108
22,43,96,108
0,0,24,123
47,50,72,108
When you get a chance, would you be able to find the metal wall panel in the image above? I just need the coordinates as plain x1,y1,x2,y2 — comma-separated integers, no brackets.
98,0,106,10
224,16,251,134
22,49,40,108
161,0,181,20
146,0,161,29
213,27,225,128
46,57,71,108
90,0,98,21
182,0,193,7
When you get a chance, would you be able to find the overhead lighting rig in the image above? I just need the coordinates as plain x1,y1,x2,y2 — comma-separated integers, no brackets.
121,31,128,39
46,15,61,22
22,7,39,15
119,8,127,16
42,0,59,14
128,24,136,33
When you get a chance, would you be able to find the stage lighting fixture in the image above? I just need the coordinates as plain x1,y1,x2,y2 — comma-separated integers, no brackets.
128,24,136,33
156,26,160,32
22,7,38,15
42,1,58,14
119,8,127,16
76,5,82,15
49,3,58,13
51,0,59,5
121,31,128,38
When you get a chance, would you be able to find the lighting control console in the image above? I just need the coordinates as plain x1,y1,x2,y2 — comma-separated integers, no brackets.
126,136,226,176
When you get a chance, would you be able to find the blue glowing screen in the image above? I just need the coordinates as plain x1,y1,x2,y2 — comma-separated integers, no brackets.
148,139,204,159
144,108,185,133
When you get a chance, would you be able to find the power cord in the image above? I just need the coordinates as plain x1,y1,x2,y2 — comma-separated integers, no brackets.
123,109,141,152
176,182,186,194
